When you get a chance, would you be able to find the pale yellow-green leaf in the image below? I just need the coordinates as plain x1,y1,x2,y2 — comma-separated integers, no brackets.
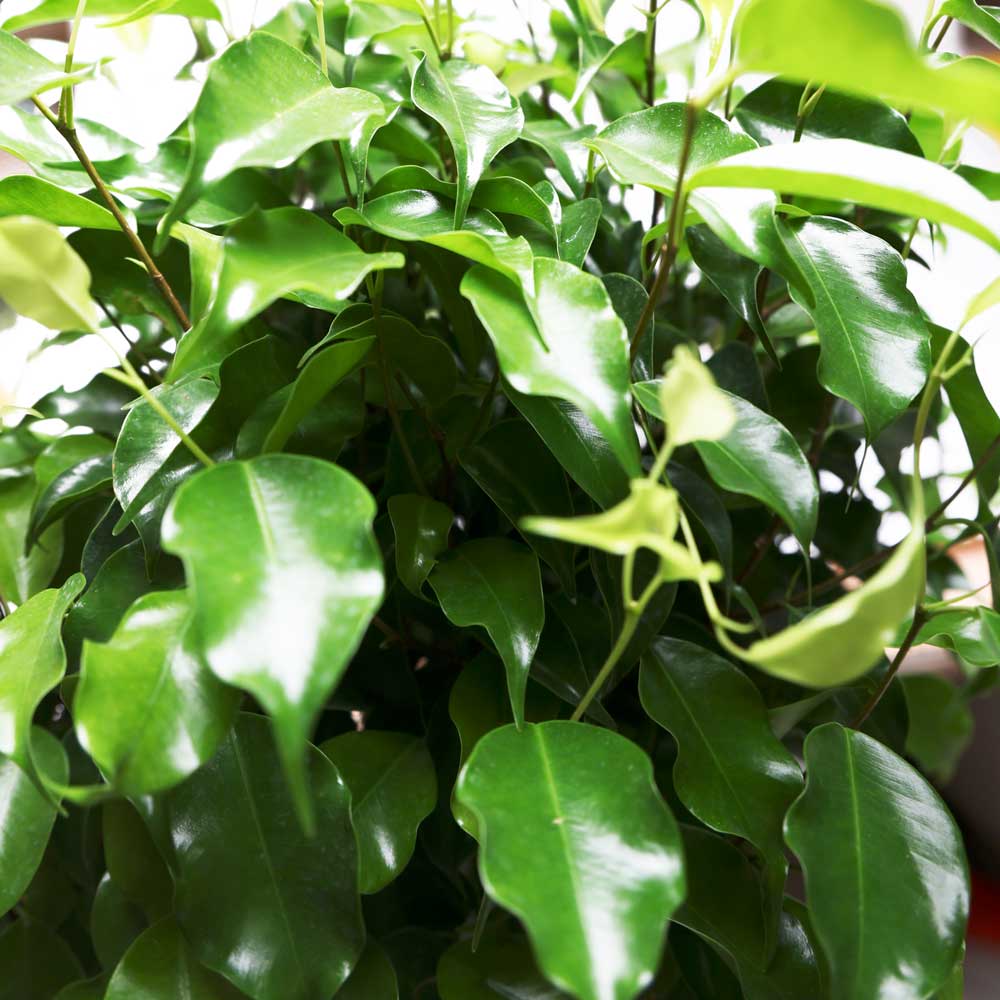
659,345,736,446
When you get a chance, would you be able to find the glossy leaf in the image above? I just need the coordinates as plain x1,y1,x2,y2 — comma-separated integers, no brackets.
161,456,384,831
687,138,1000,253
164,713,364,1000
0,476,64,604
29,451,112,545
0,217,98,333
462,259,640,477
75,591,239,796
903,674,974,782
171,208,402,376
0,575,84,794
105,918,243,1000
456,721,685,1000
0,30,95,106
410,56,524,228
158,33,384,245
903,606,1000,668
429,539,543,728
320,730,437,894
0,176,116,230
387,493,453,598
3,0,220,30
0,920,82,999
785,724,968,1000
779,215,930,438
0,728,68,915
338,941,398,1000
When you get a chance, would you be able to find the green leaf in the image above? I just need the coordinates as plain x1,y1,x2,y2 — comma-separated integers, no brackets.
319,730,437,894
387,493,453,599
905,606,1000,667
28,452,112,546
687,138,1000,253
338,941,399,1000
735,79,921,155
0,477,64,604
74,591,239,796
784,723,968,1000
456,721,685,1000
0,575,84,795
164,713,364,1000
429,539,543,729
102,799,173,921
91,872,147,969
0,728,68,915
635,382,819,550
0,217,98,332
171,208,402,377
733,0,1000,134
161,456,384,832
902,674,974,782
521,121,596,198
461,260,640,477
410,56,524,228
654,345,737,447
0,920,83,999
158,33,384,247
460,420,577,595
938,0,1000,49
640,639,803,953
0,176,116,230
0,30,96,107
336,190,535,292
778,216,930,439
105,918,243,1000
3,0,220,31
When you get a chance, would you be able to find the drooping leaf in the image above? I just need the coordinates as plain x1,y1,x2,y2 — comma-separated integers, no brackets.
104,918,243,1000
0,217,98,333
687,138,1000,253
387,493,453,599
640,639,803,952
461,259,640,477
0,574,84,795
429,538,543,729
319,730,437,894
0,728,68,915
784,724,969,1000
161,456,384,831
164,713,364,1000
74,591,239,796
456,721,685,1000
0,30,96,107
460,420,577,595
157,32,384,246
170,208,402,376
778,215,930,439
410,56,524,228
733,0,1000,134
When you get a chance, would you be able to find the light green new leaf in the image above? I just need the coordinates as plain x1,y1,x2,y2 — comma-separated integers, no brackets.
461,260,640,477
687,138,1000,253
161,456,384,832
157,32,384,248
0,177,115,230
429,538,543,729
635,382,818,549
785,724,968,1000
387,493,453,599
456,722,685,1000
75,591,239,796
3,0,219,31
692,0,739,69
320,731,437,894
0,575,84,796
963,274,1000,327
0,217,98,332
170,208,402,377
657,345,737,447
0,30,96,106
165,713,364,1000
779,216,930,439
411,56,524,228
0,728,68,915
640,639,803,956
105,918,242,1000
733,0,1000,133
336,190,535,293
937,0,1000,49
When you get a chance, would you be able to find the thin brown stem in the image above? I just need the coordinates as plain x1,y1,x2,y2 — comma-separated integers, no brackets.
852,607,927,728
33,99,191,332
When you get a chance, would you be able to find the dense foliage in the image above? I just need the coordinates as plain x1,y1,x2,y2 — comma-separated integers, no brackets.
2,0,1000,997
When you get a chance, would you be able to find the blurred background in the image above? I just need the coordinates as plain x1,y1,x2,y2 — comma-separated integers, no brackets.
1,0,999,992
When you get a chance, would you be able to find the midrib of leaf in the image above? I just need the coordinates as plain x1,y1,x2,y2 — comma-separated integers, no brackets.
788,227,873,424
592,136,681,193
352,740,417,815
231,733,306,989
457,551,528,669
534,726,593,990
700,440,795,533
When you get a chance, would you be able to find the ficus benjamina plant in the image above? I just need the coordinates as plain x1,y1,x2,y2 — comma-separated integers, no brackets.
1,0,1000,996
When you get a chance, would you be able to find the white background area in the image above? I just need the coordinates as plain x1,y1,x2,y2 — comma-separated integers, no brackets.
1,0,999,541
